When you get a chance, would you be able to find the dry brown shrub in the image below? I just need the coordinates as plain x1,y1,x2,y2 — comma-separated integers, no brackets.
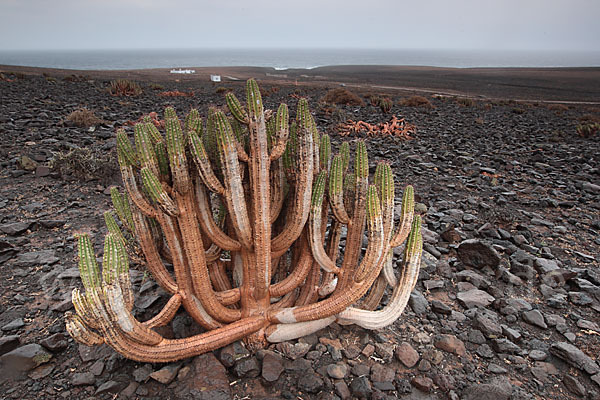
158,90,194,97
456,97,476,107
400,96,432,108
51,148,118,183
260,86,280,97
579,114,600,123
66,108,103,128
149,83,165,90
548,103,569,112
322,88,364,106
63,74,89,82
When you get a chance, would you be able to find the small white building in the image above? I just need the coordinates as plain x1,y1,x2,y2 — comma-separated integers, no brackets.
210,74,221,82
170,68,196,74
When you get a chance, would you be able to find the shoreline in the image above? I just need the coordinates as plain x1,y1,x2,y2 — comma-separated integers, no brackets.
2,64,600,103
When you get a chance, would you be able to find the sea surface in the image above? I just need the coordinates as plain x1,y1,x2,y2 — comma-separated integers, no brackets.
0,48,599,70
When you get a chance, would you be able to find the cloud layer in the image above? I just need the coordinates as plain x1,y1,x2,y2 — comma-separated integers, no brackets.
1,0,598,51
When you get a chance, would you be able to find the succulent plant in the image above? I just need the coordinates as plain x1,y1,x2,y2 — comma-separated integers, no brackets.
66,79,422,362
379,97,393,113
108,79,142,96
576,122,600,138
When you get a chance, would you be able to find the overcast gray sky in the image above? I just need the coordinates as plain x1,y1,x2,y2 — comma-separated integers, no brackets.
1,0,599,51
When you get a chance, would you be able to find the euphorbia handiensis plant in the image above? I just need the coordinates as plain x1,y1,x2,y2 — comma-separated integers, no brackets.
66,79,422,362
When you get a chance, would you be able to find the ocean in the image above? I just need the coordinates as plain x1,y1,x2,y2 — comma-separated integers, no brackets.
0,48,599,70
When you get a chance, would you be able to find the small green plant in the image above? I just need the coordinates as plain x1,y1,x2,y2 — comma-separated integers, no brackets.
379,97,393,113
456,97,475,107
108,79,142,96
149,83,165,91
577,122,600,138
364,93,380,106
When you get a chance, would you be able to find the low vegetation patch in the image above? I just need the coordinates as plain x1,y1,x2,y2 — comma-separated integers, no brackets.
322,87,365,106
316,101,348,123
379,97,393,113
51,147,118,183
455,97,476,107
260,85,280,97
337,115,416,138
63,74,90,82
577,122,600,138
400,96,432,108
579,114,600,124
0,71,25,81
108,79,142,96
66,108,104,128
148,83,165,90
158,90,194,97
547,103,569,113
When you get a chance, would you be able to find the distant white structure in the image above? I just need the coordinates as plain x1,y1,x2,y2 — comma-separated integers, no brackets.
170,68,196,74
210,74,221,82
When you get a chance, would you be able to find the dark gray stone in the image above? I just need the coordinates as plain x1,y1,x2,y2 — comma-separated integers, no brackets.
0,222,31,236
457,289,495,308
522,310,547,329
132,364,153,382
174,353,231,400
0,343,52,371
409,291,429,315
219,341,250,367
473,312,502,338
39,333,68,351
233,356,260,378
431,300,453,315
350,376,372,398
298,372,324,393
95,380,128,395
455,269,491,289
457,239,501,269
492,338,521,354
15,250,58,267
261,352,284,382
550,342,599,375
71,372,95,386
462,377,512,400
2,318,25,331
0,335,20,356
562,375,586,397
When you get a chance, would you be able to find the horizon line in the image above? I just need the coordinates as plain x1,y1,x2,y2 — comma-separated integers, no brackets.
2,47,599,53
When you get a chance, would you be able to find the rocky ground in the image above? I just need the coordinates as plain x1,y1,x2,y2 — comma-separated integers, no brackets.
0,70,599,399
